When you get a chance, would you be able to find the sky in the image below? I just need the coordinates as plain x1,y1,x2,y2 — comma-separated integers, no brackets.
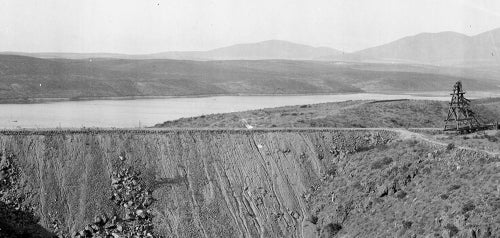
1,0,500,54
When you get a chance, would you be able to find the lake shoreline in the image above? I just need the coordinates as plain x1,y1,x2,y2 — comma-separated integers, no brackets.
0,90,491,105
0,92,497,129
0,92,368,104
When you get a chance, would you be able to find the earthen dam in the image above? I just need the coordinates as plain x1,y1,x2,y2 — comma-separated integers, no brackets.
0,128,498,237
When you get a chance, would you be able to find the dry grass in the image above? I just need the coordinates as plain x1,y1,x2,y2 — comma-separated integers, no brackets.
310,140,500,237
433,130,500,154
155,99,500,129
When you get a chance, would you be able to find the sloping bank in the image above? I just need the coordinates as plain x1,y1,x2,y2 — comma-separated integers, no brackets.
0,129,498,237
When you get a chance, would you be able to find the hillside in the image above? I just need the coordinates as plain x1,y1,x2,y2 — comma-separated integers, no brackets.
155,99,500,128
2,40,342,61
0,129,499,237
1,55,499,103
194,40,342,60
342,28,500,65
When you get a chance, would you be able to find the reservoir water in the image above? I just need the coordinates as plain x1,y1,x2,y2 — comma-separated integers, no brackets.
0,92,495,128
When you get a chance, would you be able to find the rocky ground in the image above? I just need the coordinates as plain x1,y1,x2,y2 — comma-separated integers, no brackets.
0,146,158,238
0,128,498,237
70,163,156,237
0,151,54,237
308,139,500,237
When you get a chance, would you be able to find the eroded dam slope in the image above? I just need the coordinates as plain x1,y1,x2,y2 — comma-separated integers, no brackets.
0,129,499,237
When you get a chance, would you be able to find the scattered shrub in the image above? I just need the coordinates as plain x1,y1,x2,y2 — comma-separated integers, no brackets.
396,190,407,199
446,143,455,150
440,194,449,200
405,140,418,147
462,201,475,214
402,220,412,229
326,165,337,177
375,143,388,150
485,134,498,142
371,157,393,169
444,224,459,237
448,184,461,191
422,167,431,175
321,223,342,238
307,215,318,224
488,198,500,211
351,181,362,191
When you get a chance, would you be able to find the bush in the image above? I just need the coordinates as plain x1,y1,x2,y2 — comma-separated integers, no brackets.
448,184,461,191
495,131,500,138
321,223,342,238
402,220,412,229
440,194,449,200
462,201,475,214
396,190,407,199
371,157,393,169
444,224,459,237
307,215,318,224
326,165,337,177
446,143,455,150
485,135,498,142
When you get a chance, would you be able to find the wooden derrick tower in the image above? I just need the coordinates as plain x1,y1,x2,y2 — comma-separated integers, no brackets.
443,81,483,133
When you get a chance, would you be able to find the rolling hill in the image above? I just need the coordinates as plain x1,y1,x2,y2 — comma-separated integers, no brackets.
189,40,342,60
155,98,500,129
2,40,343,61
0,55,498,103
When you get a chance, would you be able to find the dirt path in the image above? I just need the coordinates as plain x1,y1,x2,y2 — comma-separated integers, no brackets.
394,128,500,157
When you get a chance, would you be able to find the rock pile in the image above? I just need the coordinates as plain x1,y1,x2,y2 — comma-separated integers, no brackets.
0,153,15,189
0,152,48,237
72,163,156,237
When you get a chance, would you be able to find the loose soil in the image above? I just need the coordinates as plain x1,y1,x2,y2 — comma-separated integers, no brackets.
0,128,499,237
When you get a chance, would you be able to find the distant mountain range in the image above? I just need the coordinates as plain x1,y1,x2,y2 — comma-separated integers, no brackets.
2,40,342,61
339,28,500,66
2,27,500,65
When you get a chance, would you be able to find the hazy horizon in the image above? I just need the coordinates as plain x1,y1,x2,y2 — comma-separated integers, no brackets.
1,0,500,54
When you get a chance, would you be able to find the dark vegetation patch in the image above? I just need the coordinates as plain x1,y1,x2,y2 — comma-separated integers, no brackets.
320,223,342,238
440,194,449,200
462,201,476,214
402,220,412,229
371,156,393,169
444,224,459,237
